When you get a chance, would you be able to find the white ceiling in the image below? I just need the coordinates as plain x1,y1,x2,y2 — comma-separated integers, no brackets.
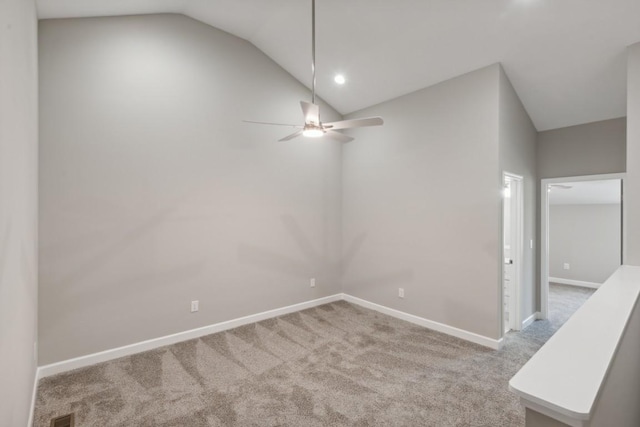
36,0,640,131
548,180,621,205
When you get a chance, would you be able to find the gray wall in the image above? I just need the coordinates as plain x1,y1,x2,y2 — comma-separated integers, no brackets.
537,118,626,180
0,0,39,424
549,204,621,284
498,67,538,324
38,14,343,365
627,43,640,265
525,409,570,427
342,64,502,340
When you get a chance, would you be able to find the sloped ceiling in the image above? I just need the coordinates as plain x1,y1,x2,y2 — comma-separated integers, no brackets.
36,0,640,131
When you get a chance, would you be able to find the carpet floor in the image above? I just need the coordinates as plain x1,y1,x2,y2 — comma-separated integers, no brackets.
33,284,594,426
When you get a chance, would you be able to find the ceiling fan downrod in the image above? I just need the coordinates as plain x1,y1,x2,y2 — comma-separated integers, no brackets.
311,0,317,106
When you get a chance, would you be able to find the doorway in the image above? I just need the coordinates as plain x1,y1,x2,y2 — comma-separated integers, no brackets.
540,173,625,319
503,172,523,334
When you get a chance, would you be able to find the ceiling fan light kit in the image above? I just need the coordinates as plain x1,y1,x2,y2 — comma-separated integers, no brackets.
243,0,383,142
302,127,324,138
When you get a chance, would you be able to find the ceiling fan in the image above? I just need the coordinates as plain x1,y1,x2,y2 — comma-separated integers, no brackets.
243,0,383,142
548,184,573,193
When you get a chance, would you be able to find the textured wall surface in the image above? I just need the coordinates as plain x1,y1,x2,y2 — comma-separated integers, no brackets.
0,0,39,425
498,67,538,327
537,118,626,180
342,64,502,340
549,204,621,283
627,43,640,265
39,14,343,365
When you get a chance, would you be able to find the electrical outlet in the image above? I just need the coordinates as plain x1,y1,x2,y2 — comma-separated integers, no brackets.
563,263,570,270
530,239,533,249
310,278,316,288
191,300,199,313
398,288,405,298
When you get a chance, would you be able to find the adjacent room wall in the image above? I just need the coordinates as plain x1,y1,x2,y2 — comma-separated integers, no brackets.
537,118,626,180
341,64,502,340
38,14,343,365
0,0,39,424
627,43,640,265
498,67,538,326
549,204,621,284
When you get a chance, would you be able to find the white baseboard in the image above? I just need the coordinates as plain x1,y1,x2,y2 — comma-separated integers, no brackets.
37,292,504,381
521,312,541,329
27,366,40,427
342,294,502,350
549,277,601,289
38,294,342,379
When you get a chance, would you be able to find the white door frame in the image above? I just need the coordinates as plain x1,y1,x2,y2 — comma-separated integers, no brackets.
540,172,625,319
502,172,523,334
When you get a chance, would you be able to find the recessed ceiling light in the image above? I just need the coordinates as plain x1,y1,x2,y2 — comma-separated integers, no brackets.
334,74,346,85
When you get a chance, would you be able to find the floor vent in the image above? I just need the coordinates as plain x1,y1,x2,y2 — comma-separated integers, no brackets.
50,413,74,427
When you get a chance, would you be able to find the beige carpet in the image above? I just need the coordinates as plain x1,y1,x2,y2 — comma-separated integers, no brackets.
33,284,594,426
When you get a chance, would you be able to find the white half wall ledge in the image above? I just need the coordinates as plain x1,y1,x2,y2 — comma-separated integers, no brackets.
27,369,39,427
37,293,503,380
549,277,602,289
510,265,640,427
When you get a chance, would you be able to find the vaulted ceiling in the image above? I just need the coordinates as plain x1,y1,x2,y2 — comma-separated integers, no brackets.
36,0,640,131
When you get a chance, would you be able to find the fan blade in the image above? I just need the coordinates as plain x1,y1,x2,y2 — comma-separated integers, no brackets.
324,116,383,130
325,130,354,143
279,130,304,142
243,120,301,128
300,101,320,125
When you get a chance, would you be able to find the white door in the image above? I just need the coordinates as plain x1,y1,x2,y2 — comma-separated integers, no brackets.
502,258,514,332
503,175,521,333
